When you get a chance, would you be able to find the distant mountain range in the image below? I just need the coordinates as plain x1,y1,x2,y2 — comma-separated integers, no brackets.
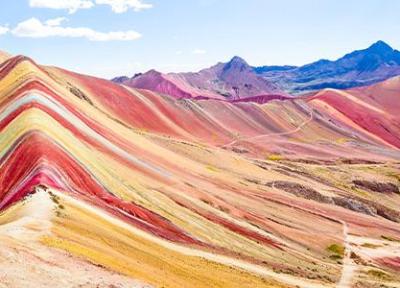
118,56,284,100
258,40,400,93
113,41,400,98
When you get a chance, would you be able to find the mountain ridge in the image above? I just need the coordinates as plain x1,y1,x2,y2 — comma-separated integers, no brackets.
114,40,400,97
121,55,284,100
258,40,400,92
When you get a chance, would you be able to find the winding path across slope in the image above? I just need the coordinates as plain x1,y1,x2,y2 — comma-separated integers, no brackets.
221,104,354,287
222,110,314,148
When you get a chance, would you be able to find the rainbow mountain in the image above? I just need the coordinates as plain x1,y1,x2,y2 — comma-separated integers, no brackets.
0,52,400,288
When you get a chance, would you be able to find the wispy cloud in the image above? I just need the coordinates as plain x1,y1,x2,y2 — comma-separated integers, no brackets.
12,18,141,41
45,17,68,26
29,0,94,14
0,26,9,35
95,0,153,13
192,49,207,55
29,0,152,13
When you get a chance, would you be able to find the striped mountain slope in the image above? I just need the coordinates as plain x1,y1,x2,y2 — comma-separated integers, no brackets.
0,55,399,288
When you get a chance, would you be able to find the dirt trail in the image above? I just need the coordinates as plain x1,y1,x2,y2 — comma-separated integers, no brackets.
0,187,152,288
223,110,314,148
270,183,354,288
336,221,356,288
0,187,54,239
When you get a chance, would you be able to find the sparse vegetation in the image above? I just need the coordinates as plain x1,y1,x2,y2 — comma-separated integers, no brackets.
326,243,344,260
361,243,381,249
328,254,342,260
206,165,219,172
335,138,349,144
67,82,93,105
200,198,213,206
386,171,400,183
48,190,65,215
367,269,392,281
266,154,283,161
217,205,230,213
381,235,400,242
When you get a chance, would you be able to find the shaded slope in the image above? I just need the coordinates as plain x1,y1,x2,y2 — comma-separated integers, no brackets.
258,41,400,93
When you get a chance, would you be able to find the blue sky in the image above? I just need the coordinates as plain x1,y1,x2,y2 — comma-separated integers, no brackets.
0,0,399,78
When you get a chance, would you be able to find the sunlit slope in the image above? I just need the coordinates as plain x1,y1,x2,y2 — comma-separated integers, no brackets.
0,55,399,287
0,188,149,287
48,65,400,161
308,84,400,149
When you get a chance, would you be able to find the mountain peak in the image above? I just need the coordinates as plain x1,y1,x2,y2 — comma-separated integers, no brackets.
228,56,248,66
223,56,250,72
146,69,163,76
111,75,129,83
367,40,393,53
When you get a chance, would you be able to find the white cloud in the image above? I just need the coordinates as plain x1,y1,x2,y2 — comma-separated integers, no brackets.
0,26,9,35
45,17,68,26
95,0,153,13
192,49,207,55
12,18,141,41
29,0,153,13
29,0,94,14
